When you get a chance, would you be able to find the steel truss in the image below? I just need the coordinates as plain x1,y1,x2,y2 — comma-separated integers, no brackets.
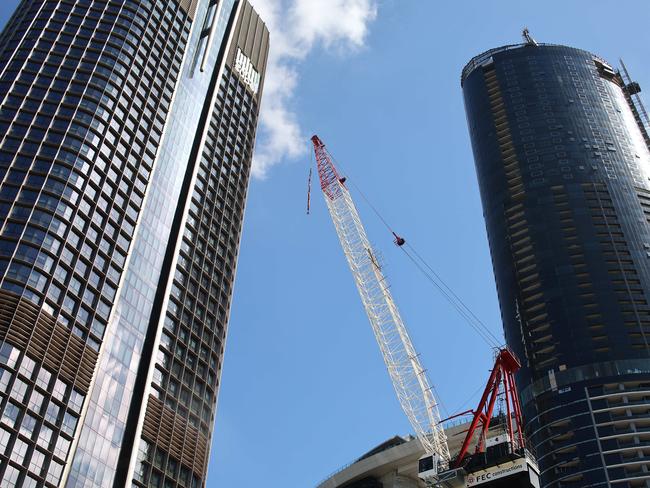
312,135,450,470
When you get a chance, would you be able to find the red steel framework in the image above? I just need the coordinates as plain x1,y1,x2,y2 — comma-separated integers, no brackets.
312,135,345,200
453,347,525,467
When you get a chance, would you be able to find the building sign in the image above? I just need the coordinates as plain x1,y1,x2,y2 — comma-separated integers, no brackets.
234,48,260,94
466,458,528,486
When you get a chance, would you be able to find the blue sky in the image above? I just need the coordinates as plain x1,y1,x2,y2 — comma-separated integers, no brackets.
1,1,649,487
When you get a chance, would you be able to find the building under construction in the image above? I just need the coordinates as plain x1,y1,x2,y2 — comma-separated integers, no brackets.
463,36,650,486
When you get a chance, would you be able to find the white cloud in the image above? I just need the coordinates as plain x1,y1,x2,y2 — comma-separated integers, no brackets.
249,0,378,178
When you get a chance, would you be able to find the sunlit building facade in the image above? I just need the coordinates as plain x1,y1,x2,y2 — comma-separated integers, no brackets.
463,41,650,487
0,1,268,487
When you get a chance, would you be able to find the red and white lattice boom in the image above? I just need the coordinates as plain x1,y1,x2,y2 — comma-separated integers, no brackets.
311,135,451,471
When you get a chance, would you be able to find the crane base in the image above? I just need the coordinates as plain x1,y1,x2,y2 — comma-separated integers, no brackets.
431,451,539,488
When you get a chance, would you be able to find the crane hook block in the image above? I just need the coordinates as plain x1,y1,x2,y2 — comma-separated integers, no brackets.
393,232,406,246
339,177,347,184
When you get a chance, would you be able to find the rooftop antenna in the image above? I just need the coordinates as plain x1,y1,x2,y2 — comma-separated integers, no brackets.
522,27,538,46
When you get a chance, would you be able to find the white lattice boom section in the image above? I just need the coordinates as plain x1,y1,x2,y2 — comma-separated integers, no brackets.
311,135,450,470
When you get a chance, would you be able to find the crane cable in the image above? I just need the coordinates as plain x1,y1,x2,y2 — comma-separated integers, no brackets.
400,245,501,349
453,380,488,415
323,148,502,350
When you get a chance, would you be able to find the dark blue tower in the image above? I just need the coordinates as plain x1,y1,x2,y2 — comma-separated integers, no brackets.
463,40,650,487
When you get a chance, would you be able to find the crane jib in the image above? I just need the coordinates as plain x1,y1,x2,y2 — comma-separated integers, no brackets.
311,134,345,201
310,134,451,471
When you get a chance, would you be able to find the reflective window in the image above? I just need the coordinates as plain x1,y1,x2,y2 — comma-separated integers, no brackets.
1,401,20,428
10,437,28,463
0,426,11,453
0,343,19,367
46,459,63,485
19,413,37,439
37,424,52,449
28,390,44,414
35,367,51,390
23,476,38,488
2,465,20,488
29,447,46,475
0,367,11,392
9,377,28,402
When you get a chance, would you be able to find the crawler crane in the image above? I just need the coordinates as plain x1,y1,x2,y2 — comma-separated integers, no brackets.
311,135,539,487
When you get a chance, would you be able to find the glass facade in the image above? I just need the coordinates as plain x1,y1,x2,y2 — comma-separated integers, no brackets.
133,62,261,488
0,1,268,487
463,43,650,487
132,4,269,486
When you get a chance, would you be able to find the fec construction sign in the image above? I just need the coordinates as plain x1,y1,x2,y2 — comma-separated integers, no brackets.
466,458,528,486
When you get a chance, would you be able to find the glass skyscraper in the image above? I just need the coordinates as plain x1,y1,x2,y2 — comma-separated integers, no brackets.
0,1,268,487
463,41,650,487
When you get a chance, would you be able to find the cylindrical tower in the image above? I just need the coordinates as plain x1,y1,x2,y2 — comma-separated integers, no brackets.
463,41,650,487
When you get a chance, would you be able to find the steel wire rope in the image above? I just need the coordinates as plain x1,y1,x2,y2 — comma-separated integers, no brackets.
451,381,488,419
399,246,498,349
324,148,502,349
321,147,456,421
403,244,502,348
432,384,451,421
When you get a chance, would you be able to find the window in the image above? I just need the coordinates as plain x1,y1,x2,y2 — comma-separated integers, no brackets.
150,471,162,488
37,424,52,449
20,413,37,439
152,368,163,387
52,378,67,402
0,343,19,368
10,378,28,403
2,465,20,488
69,389,84,413
54,435,70,460
46,459,63,485
28,390,44,414
0,426,11,454
2,401,20,427
23,476,38,488
10,437,28,464
0,367,11,392
45,402,59,425
62,411,77,436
